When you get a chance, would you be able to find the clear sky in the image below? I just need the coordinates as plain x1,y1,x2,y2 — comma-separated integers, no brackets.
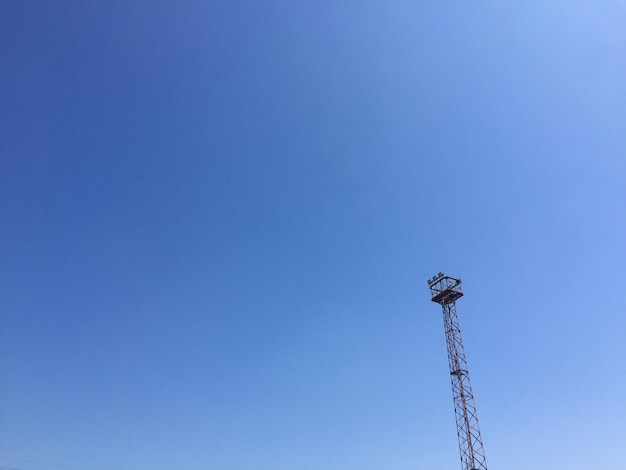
1,2,625,470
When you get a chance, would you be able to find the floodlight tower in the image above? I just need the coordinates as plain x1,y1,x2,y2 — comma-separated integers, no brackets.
427,272,488,470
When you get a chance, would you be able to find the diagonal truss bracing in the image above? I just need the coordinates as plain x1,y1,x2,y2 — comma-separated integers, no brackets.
442,302,487,470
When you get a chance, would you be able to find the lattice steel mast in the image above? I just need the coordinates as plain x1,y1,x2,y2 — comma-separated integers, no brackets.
427,273,488,470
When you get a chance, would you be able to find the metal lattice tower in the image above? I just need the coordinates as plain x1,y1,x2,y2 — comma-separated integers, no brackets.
427,272,488,470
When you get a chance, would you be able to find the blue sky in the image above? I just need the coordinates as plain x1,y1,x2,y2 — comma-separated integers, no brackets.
1,2,625,469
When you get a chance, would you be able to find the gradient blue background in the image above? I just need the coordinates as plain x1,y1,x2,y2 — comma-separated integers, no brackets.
2,2,625,469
